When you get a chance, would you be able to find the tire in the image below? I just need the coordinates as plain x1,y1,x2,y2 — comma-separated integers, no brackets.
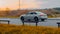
34,17,39,23
41,19,45,21
20,16,24,22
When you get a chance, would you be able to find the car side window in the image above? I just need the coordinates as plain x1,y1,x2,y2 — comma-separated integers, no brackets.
27,12,37,14
30,13,33,14
33,12,37,14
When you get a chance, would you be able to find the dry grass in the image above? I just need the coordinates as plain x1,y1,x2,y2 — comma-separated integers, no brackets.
0,24,60,34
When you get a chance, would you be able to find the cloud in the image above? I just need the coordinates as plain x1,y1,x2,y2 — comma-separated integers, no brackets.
0,0,60,9
40,0,60,9
20,0,50,9
0,0,18,9
20,0,43,9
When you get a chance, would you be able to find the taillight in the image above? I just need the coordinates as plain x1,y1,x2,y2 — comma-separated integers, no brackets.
40,15,43,16
40,14,44,16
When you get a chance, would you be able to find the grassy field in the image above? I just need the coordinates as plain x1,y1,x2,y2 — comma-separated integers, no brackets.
0,24,60,34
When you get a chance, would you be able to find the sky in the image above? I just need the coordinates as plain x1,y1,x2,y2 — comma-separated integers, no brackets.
0,0,60,10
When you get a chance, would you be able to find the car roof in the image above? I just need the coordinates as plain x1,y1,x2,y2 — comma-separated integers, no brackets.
28,11,44,14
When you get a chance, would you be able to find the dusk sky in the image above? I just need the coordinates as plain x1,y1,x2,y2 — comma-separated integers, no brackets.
0,0,60,10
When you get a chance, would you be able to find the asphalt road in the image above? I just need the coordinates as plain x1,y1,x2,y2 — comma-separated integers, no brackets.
0,18,60,27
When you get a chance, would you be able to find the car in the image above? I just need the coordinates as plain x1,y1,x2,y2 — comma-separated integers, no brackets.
20,11,47,23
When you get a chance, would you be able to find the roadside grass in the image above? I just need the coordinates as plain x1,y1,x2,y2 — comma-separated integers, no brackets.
0,24,60,34
0,15,58,18
0,16,19,18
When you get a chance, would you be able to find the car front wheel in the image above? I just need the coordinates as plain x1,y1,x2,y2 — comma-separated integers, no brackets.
20,16,24,22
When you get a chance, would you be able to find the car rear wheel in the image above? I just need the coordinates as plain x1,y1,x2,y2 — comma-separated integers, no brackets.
41,19,45,21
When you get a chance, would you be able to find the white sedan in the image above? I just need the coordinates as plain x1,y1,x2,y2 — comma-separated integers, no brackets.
20,11,47,23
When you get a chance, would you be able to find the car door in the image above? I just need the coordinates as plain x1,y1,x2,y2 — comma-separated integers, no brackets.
25,12,37,19
28,12,37,19
24,12,32,19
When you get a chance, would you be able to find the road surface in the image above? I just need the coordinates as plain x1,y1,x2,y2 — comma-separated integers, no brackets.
0,18,60,27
